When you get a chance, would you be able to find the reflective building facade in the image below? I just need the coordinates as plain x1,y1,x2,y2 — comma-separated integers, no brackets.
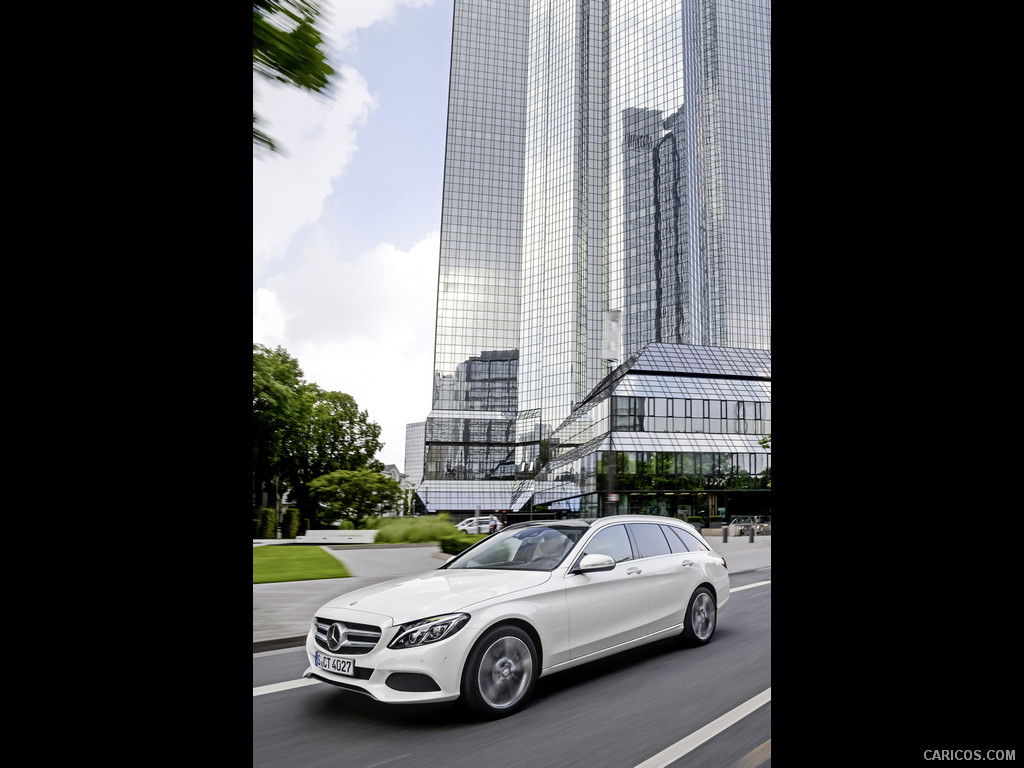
404,422,425,487
417,0,770,520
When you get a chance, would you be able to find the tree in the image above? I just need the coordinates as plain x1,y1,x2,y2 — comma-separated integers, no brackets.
282,386,384,518
253,0,335,153
252,344,385,525
308,468,404,528
253,344,304,513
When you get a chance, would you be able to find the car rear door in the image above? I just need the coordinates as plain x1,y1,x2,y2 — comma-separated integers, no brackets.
619,522,691,634
642,523,706,631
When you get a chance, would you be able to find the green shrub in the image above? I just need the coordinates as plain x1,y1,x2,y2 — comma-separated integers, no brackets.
259,508,276,538
438,533,484,555
374,515,461,543
282,509,300,538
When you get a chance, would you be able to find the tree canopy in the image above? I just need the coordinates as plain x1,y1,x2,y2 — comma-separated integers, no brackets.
308,468,404,528
253,0,335,153
253,344,385,524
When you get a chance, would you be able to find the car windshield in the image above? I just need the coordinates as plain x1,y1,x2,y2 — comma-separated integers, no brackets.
445,525,585,571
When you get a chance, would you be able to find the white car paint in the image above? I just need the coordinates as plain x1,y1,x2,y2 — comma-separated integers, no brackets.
315,569,553,623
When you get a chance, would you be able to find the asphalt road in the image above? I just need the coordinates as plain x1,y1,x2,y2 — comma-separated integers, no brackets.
253,566,772,768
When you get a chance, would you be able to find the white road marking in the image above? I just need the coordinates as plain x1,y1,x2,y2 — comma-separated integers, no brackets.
253,678,320,697
731,580,771,592
632,688,772,768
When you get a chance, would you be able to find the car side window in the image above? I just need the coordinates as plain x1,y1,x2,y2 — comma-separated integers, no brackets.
585,525,633,562
629,523,671,558
664,526,710,552
660,525,689,553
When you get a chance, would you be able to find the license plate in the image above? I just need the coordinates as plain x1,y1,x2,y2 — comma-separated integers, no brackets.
314,651,354,676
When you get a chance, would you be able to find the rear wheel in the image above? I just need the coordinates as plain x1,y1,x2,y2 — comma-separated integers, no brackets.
461,625,537,718
681,586,717,646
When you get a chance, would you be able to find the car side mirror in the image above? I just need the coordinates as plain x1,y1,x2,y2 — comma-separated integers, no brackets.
571,553,616,574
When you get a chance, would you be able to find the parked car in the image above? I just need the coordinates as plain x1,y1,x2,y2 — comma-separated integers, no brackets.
304,516,730,718
731,516,771,535
456,517,503,534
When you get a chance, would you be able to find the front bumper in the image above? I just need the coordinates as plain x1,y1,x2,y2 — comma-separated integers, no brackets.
302,624,472,704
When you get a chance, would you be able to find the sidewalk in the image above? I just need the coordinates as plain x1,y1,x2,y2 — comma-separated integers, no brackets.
253,537,771,652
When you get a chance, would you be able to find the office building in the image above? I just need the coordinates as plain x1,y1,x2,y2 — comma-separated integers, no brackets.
404,422,426,487
415,0,770,522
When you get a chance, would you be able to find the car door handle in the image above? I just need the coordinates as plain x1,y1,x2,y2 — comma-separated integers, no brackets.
626,567,642,575
680,561,694,567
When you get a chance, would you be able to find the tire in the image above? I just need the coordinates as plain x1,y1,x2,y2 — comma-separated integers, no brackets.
461,625,538,718
680,586,717,646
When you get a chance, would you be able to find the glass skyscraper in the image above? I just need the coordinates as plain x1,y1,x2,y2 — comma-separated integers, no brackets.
416,0,770,520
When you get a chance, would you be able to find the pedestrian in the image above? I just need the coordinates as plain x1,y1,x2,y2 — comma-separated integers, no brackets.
489,514,497,534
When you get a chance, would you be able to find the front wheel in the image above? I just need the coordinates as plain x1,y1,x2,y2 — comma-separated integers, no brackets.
461,625,538,718
681,586,717,646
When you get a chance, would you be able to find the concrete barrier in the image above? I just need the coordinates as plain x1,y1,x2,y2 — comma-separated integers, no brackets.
295,529,378,544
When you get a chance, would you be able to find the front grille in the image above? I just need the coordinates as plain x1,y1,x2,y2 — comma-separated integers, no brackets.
314,618,382,655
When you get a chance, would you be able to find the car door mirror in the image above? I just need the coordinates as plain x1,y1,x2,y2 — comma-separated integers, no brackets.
572,553,616,574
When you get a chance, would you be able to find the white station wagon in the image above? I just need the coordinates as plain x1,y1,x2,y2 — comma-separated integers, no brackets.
304,515,730,718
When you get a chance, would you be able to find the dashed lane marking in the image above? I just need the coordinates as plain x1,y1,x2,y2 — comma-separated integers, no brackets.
731,580,771,592
631,688,772,768
253,678,319,697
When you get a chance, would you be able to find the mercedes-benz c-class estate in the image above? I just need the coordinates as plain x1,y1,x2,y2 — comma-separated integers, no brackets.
304,515,730,718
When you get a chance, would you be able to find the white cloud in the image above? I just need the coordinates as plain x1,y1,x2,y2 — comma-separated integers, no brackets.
324,0,436,49
254,231,439,468
253,66,375,278
254,0,443,470
252,288,289,346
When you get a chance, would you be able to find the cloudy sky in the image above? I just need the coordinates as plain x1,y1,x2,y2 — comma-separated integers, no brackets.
253,0,454,470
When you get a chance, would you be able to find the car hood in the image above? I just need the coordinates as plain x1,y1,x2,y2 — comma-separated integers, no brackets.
316,569,552,624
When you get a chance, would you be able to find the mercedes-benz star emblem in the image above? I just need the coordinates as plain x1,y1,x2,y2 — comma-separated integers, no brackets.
326,623,347,652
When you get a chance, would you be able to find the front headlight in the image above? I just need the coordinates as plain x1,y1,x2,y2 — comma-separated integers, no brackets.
388,613,470,649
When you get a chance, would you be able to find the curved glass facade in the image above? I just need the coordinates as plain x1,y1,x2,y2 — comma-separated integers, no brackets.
419,0,770,518
532,343,770,520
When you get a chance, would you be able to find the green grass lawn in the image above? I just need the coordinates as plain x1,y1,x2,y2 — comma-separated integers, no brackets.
253,545,352,584
253,516,486,583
